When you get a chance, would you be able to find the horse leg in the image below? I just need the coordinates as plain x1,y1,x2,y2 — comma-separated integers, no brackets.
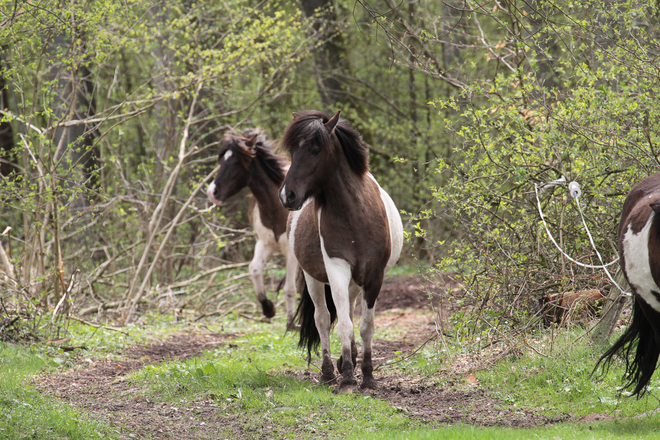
360,278,383,390
304,272,336,385
337,284,360,374
283,247,299,331
249,239,275,318
325,259,357,392
359,295,377,390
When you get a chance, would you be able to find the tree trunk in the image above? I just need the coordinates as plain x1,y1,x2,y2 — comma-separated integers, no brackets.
299,0,347,111
0,50,15,177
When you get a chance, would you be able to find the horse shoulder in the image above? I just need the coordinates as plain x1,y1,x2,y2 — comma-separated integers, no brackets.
289,201,328,283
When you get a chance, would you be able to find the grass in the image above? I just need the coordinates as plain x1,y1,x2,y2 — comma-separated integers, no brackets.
358,420,660,440
0,342,118,440
130,323,424,438
5,275,660,439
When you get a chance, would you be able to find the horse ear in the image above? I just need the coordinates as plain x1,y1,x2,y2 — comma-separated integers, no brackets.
245,133,259,149
324,110,341,134
651,201,660,214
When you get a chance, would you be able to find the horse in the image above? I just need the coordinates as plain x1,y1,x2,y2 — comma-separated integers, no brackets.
595,172,660,397
207,128,298,328
279,110,403,392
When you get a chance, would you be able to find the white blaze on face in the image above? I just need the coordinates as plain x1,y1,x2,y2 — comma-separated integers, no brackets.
223,150,233,161
207,181,222,206
279,184,287,205
623,213,660,312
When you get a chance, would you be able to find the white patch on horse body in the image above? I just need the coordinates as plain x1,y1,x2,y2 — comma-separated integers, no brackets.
368,173,403,272
207,181,222,206
251,204,279,254
622,213,660,312
223,149,233,161
317,206,355,352
287,198,312,256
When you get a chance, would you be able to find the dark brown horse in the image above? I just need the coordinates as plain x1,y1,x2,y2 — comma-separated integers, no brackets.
207,128,298,328
595,173,660,396
279,110,403,392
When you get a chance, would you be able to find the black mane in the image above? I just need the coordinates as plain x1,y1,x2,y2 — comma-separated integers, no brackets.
281,110,369,176
222,128,287,184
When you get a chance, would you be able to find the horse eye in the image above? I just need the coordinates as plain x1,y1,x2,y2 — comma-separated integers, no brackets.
311,147,320,156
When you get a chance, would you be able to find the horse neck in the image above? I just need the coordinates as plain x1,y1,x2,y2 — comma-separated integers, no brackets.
317,161,367,214
247,160,284,214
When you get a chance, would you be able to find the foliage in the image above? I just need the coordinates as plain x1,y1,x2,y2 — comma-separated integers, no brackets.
0,0,308,324
415,0,660,333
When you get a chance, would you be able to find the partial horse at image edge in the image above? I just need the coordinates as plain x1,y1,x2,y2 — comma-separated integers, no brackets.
207,128,298,328
595,172,660,397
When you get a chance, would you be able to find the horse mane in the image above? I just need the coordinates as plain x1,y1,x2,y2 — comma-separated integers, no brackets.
223,128,287,184
281,110,369,176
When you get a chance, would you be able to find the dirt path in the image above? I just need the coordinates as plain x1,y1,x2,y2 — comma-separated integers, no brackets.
35,275,568,439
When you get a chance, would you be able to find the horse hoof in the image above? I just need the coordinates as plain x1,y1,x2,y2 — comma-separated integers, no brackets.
260,299,275,318
360,377,377,390
338,378,358,393
321,374,337,385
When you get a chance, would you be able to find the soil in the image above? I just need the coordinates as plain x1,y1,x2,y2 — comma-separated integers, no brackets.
36,275,571,439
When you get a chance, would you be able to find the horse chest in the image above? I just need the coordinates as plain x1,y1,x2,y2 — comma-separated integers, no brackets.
288,202,329,283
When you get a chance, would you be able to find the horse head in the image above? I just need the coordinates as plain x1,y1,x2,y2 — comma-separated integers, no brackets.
279,110,368,210
207,130,259,206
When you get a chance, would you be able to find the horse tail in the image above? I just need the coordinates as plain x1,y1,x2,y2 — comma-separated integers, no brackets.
593,298,660,397
295,272,336,363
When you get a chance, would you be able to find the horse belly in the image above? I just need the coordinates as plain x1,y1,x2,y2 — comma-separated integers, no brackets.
622,214,660,312
288,202,328,283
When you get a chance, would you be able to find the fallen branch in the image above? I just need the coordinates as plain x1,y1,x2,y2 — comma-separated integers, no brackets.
68,315,130,336
78,301,123,317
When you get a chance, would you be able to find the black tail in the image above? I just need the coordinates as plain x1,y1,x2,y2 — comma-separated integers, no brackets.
593,298,660,397
294,277,336,363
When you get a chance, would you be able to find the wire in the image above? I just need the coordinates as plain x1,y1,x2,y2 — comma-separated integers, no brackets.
533,181,632,297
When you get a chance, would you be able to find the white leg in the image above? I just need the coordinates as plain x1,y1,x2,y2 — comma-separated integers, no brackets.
304,271,335,384
283,249,299,330
360,296,377,389
337,283,361,374
249,239,274,318
325,257,357,391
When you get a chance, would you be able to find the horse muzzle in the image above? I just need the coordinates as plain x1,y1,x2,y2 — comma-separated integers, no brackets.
207,182,223,207
279,184,303,211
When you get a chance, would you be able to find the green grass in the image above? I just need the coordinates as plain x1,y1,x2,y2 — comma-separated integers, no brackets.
475,330,660,419
130,324,423,438
358,420,660,440
0,342,118,440
6,304,660,439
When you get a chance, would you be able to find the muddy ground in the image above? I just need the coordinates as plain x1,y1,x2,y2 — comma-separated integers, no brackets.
35,275,570,439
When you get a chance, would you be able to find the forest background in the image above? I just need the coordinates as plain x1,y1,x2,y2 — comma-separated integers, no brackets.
0,0,658,340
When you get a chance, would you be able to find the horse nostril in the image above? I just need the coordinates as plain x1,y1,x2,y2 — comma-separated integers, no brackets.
286,191,296,203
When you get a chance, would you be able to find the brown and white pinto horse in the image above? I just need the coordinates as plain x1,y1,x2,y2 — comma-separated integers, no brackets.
279,110,403,392
207,128,298,328
596,173,660,396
